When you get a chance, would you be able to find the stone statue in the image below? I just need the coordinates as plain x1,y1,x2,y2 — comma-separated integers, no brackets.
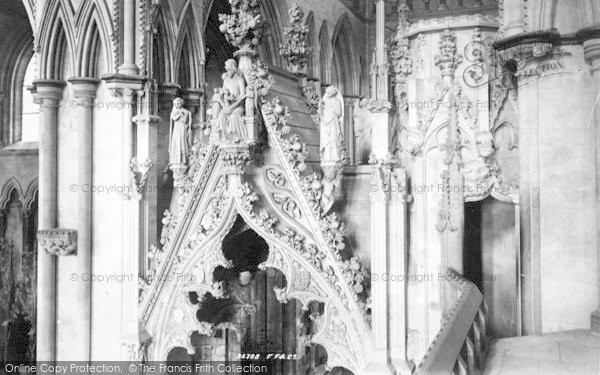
319,86,344,163
169,97,192,164
208,88,222,142
217,59,249,142
353,98,372,164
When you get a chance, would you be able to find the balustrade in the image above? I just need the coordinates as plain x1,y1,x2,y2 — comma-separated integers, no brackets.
415,270,489,375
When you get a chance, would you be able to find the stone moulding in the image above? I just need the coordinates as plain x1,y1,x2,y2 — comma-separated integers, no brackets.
37,229,78,256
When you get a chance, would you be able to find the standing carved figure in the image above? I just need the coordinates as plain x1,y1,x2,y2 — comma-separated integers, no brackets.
353,98,372,164
217,59,249,142
319,86,344,163
169,97,192,164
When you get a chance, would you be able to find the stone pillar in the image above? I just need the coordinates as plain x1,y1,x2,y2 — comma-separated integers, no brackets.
369,0,392,160
501,0,526,37
367,163,392,374
132,113,160,273
68,77,100,361
119,0,139,75
578,26,600,333
104,76,144,358
32,79,65,361
388,168,413,374
365,2,394,374
496,29,597,334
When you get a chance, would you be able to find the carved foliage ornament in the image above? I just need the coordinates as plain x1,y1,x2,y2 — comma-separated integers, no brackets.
463,28,491,88
435,29,463,78
218,0,263,50
129,157,153,199
280,4,312,72
390,2,413,81
301,80,321,117
38,229,78,256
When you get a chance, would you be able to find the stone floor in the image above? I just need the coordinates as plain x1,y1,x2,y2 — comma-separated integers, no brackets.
484,330,599,375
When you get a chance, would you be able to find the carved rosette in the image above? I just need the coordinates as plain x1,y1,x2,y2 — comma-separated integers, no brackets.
38,229,78,256
435,29,463,79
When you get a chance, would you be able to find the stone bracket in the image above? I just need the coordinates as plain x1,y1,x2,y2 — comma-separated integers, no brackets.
38,229,78,256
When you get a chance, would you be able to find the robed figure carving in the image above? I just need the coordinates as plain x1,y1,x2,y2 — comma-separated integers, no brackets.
169,97,192,164
319,86,344,163
353,98,372,164
217,59,249,142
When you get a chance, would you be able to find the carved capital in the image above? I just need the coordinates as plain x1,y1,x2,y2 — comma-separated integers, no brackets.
68,77,101,100
578,26,600,72
38,229,78,256
494,29,561,72
169,163,188,189
102,74,144,100
32,79,66,107
220,144,253,175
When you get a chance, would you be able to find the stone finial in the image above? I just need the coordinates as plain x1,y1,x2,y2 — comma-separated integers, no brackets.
434,29,463,78
38,229,78,256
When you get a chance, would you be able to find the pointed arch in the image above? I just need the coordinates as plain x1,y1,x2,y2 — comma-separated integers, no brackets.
332,14,359,96
75,1,114,76
319,22,331,85
78,19,106,78
20,0,36,32
23,179,38,212
258,0,287,68
38,0,75,79
174,7,202,88
139,143,376,373
305,11,317,79
0,178,24,209
204,0,234,92
152,14,171,83
7,33,34,144
152,4,175,84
